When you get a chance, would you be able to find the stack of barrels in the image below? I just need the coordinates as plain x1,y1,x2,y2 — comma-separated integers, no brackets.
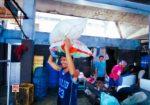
33,67,48,99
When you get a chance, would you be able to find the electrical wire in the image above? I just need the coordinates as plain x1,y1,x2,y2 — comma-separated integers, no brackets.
12,0,28,19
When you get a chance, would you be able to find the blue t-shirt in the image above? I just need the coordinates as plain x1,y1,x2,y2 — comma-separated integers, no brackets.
57,69,78,105
94,61,106,77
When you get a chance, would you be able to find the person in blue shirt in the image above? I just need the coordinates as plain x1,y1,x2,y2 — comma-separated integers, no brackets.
94,55,106,81
48,38,79,105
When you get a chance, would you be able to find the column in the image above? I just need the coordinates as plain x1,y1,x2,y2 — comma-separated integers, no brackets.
20,0,36,83
148,15,150,79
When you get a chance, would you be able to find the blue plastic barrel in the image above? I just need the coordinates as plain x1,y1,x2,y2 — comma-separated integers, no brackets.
46,62,59,88
33,67,48,99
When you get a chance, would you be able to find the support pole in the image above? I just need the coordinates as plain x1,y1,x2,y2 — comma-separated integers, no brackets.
22,0,36,40
148,15,150,50
21,0,36,83
7,44,11,105
148,15,150,79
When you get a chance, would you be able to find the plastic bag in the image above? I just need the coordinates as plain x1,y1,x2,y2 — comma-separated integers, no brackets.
121,92,147,105
50,39,92,58
50,18,87,43
100,92,120,105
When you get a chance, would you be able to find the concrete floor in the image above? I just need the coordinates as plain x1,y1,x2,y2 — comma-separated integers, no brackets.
1,87,150,105
34,89,91,105
0,86,91,105
33,88,150,105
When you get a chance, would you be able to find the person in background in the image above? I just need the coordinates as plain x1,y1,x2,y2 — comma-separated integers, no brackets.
48,38,79,105
94,55,106,81
109,60,127,88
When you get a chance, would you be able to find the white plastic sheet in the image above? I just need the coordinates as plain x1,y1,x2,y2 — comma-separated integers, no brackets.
140,79,150,91
50,18,87,43
50,18,92,58
121,92,147,105
121,75,136,86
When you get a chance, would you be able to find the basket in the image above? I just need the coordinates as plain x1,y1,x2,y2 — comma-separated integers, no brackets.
15,83,34,105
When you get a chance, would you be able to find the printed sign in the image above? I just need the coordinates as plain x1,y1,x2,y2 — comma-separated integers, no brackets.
10,63,20,85
12,84,19,92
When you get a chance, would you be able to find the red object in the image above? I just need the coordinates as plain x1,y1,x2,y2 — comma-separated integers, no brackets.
61,43,92,56
87,77,96,84
14,44,28,60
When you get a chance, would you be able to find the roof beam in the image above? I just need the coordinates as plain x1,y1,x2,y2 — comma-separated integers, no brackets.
126,26,148,39
0,29,140,50
36,1,148,26
55,0,150,15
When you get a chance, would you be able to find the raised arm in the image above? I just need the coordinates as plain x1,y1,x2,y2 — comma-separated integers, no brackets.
64,38,79,79
48,55,61,71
